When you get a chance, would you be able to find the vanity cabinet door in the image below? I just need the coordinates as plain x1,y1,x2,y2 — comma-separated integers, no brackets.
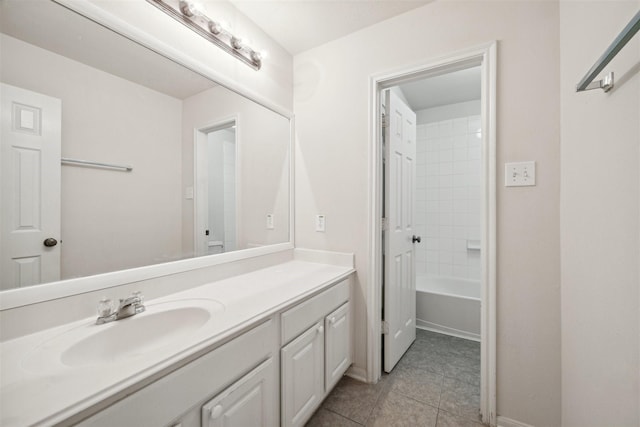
201,358,276,427
325,302,351,391
281,321,324,427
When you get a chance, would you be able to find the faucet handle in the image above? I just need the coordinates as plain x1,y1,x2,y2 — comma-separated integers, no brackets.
132,291,144,304
97,298,115,317
132,291,146,314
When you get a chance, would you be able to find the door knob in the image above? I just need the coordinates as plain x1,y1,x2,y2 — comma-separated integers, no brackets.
43,238,58,247
412,235,421,244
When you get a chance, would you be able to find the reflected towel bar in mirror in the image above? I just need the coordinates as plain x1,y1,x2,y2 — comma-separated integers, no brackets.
61,157,133,172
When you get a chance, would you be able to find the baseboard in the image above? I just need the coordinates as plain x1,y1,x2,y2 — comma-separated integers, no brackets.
497,415,535,427
345,365,368,382
416,321,480,342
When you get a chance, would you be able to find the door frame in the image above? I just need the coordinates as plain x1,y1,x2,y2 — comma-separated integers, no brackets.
193,115,240,256
367,42,497,425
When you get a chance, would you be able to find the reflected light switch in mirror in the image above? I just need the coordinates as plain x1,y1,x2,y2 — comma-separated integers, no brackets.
266,214,274,230
184,186,194,199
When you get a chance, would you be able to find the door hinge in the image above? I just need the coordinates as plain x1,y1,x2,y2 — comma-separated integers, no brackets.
381,320,389,334
381,113,388,129
381,218,388,231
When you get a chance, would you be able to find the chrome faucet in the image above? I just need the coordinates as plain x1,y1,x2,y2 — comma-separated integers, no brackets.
96,291,146,324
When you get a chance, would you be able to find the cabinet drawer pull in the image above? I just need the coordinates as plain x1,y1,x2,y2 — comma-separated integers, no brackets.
317,325,324,334
329,316,336,324
210,404,223,419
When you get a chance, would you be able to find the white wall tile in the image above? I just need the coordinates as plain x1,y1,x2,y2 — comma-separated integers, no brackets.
414,112,482,280
440,226,454,238
425,123,439,138
452,117,468,135
453,265,468,278
439,212,453,225
426,263,439,275
416,262,427,276
453,252,468,266
439,120,453,136
439,239,453,252
426,250,439,264
425,238,439,250
453,226,467,239
439,162,453,175
439,264,453,276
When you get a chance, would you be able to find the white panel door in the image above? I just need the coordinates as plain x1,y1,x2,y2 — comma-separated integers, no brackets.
325,302,351,391
281,321,324,427
201,358,276,427
383,89,417,373
1,83,61,289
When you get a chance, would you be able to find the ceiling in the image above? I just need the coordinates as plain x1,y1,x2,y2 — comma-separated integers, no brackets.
1,0,216,100
3,0,444,101
398,66,481,111
229,0,433,55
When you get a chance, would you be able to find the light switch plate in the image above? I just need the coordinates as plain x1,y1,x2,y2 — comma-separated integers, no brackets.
315,215,326,232
184,186,194,199
505,161,536,187
266,214,274,230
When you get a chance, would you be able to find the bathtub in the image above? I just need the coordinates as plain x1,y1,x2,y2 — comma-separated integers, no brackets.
416,275,481,341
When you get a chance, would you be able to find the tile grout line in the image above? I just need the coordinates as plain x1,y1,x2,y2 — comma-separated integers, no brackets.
321,407,365,426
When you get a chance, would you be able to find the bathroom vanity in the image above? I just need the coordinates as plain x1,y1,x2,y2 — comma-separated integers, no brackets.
0,252,354,427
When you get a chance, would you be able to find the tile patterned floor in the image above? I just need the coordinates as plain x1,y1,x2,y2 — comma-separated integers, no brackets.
306,329,485,427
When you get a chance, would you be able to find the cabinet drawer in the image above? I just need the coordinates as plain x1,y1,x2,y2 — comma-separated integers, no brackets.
281,279,349,345
76,320,276,427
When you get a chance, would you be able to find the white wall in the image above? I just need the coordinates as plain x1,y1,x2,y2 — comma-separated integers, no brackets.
415,105,482,281
1,34,183,279
560,1,640,426
294,1,561,425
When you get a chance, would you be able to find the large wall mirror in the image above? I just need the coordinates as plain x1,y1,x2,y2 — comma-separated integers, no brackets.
0,0,291,294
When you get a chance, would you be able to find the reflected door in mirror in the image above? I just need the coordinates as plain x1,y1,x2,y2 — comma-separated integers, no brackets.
1,83,61,289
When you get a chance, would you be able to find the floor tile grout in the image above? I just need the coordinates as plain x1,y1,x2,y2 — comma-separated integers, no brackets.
322,407,365,426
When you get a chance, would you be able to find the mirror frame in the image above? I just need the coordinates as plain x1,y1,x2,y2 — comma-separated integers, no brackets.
0,0,294,310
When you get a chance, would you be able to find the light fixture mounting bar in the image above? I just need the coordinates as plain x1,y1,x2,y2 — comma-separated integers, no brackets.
146,0,262,70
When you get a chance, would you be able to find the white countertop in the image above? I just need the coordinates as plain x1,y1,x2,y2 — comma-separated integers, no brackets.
0,259,354,427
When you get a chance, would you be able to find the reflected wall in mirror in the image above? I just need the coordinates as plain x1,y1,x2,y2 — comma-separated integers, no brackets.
0,0,291,290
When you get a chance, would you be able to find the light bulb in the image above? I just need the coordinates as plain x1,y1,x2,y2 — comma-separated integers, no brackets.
208,20,222,35
178,0,205,17
250,50,262,63
231,37,243,50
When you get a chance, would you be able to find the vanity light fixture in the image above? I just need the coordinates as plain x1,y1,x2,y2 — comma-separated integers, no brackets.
146,0,263,70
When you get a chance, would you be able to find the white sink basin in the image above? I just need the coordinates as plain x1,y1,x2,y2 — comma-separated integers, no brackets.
22,298,224,373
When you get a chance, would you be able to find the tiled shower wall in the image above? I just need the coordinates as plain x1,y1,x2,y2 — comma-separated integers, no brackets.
415,111,482,280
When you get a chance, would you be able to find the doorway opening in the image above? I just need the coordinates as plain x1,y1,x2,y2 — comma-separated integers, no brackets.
368,43,496,425
194,119,238,257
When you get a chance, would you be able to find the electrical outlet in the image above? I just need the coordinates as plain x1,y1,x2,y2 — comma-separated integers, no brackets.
315,215,326,232
505,161,536,187
266,214,274,230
